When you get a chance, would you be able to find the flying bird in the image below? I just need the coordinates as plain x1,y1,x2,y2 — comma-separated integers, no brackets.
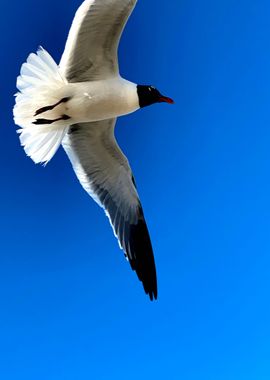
13,0,173,300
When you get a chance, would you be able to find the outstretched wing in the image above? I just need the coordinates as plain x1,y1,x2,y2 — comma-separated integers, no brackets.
62,119,157,300
60,0,137,82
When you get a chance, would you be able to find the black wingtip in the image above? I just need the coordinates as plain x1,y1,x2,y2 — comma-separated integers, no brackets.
128,206,158,301
94,180,158,300
147,288,157,301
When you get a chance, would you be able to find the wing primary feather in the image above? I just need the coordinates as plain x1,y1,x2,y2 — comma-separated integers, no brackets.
125,205,157,300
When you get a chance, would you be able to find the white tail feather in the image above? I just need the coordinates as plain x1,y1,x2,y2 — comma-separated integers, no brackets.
13,47,70,164
18,126,68,165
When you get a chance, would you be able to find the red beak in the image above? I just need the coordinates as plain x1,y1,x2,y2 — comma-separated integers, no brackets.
159,96,174,104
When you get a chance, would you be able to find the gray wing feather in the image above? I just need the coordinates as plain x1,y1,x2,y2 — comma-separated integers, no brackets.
60,0,137,82
62,119,157,300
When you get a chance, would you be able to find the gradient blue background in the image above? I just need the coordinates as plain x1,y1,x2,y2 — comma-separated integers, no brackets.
1,0,270,379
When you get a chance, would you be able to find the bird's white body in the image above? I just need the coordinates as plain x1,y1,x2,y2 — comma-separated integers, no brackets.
64,78,139,123
13,49,140,164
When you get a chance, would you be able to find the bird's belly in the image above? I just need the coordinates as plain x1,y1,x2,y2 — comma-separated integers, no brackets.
65,82,139,123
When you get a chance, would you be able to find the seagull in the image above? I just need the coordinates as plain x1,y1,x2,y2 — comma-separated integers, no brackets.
13,0,173,300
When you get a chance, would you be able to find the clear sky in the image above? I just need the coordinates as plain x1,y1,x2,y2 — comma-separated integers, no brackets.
1,0,270,379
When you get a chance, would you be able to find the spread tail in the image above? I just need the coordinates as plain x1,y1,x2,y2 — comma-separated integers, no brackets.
13,47,71,164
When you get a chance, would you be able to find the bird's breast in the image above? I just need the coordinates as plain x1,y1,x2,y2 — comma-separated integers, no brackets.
65,79,139,123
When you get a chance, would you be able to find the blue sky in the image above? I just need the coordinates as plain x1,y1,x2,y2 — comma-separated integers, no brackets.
1,0,270,379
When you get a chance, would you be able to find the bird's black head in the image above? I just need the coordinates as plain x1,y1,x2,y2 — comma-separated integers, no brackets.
137,85,174,108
